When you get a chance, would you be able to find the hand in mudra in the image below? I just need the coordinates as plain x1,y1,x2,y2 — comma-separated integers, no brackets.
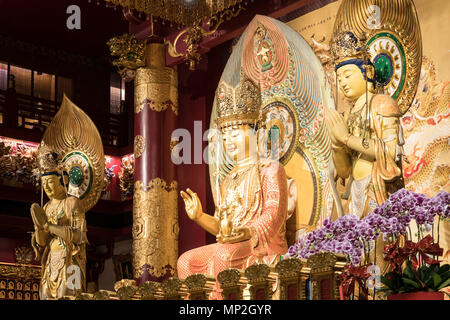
325,108,349,146
217,227,252,244
180,188,202,221
30,203,48,230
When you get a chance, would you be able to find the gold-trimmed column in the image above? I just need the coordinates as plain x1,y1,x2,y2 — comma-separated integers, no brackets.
132,41,179,284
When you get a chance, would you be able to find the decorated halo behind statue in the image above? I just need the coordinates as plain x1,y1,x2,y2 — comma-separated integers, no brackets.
38,95,105,212
332,0,422,114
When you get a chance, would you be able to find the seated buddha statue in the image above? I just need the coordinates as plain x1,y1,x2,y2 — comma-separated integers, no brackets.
177,71,288,287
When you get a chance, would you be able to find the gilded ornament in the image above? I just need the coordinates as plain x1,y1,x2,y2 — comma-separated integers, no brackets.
161,278,184,299
114,279,138,300
274,258,303,279
244,264,270,283
138,281,160,300
102,0,246,27
132,179,178,279
133,135,146,159
217,268,242,288
93,290,111,300
134,67,178,115
107,34,145,82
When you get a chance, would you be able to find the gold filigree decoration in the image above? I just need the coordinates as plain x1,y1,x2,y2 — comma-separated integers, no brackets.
93,290,111,300
161,278,183,299
307,252,338,271
164,5,245,70
107,34,145,82
0,263,41,280
134,68,178,115
217,268,242,288
244,264,270,283
102,0,245,27
132,179,178,279
114,279,138,300
118,156,134,200
133,135,146,159
138,281,160,300
216,69,262,129
275,258,303,279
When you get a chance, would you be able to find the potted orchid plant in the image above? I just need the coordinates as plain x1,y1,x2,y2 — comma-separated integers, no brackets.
286,188,449,300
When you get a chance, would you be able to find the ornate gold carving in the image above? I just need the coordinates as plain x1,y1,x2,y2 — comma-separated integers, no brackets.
244,264,270,283
138,281,160,300
118,156,134,200
217,268,247,300
92,290,111,300
307,252,338,271
107,34,145,82
244,264,274,300
133,135,146,159
161,278,184,300
0,263,41,280
307,252,346,300
14,246,33,265
102,0,246,27
114,279,138,300
184,274,215,300
275,258,305,300
132,179,178,279
75,292,94,300
164,6,245,70
217,269,242,288
134,67,178,115
275,258,303,279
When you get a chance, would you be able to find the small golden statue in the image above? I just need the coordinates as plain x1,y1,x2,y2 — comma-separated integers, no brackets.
31,96,104,299
178,71,289,297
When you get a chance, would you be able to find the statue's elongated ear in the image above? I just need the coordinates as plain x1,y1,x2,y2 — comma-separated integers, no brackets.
366,65,375,81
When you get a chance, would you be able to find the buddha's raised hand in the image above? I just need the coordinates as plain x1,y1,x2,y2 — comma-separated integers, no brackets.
180,188,203,221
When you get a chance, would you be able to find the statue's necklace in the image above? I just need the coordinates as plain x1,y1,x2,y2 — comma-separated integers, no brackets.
46,200,64,222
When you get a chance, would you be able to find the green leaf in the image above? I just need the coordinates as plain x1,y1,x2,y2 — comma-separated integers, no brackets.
437,278,450,291
438,264,450,274
402,277,421,289
439,270,450,281
403,261,416,280
431,272,442,288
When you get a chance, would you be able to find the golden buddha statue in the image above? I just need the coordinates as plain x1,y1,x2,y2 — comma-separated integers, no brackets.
30,96,104,300
178,71,288,293
326,32,404,271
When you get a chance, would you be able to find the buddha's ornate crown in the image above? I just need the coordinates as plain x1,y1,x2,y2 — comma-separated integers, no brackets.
330,31,367,65
36,144,62,174
216,69,262,129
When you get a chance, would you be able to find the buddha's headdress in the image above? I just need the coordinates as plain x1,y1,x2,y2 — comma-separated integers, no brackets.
330,31,374,82
215,69,262,129
35,144,68,185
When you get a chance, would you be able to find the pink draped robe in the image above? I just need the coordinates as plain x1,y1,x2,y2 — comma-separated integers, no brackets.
177,161,288,298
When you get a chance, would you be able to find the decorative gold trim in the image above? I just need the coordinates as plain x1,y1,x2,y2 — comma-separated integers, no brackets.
133,135,146,159
134,67,178,115
132,179,178,279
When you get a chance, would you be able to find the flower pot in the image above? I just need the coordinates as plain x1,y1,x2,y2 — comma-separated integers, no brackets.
387,291,445,300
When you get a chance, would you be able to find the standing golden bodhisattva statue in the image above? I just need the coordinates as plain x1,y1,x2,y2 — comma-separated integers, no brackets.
31,96,104,299
326,32,405,271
